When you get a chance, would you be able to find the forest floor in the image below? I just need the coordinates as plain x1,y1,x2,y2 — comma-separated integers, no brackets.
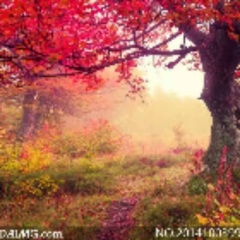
0,150,206,240
93,151,199,240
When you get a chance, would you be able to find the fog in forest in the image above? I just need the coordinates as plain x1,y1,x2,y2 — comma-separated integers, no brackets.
64,69,212,154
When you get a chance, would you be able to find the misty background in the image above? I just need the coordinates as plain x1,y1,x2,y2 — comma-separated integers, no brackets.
64,67,212,155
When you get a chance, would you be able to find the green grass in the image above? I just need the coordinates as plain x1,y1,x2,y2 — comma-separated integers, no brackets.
0,150,208,239
130,194,205,240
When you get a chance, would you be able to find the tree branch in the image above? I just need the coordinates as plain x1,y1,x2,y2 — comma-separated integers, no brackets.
166,54,187,69
181,25,209,47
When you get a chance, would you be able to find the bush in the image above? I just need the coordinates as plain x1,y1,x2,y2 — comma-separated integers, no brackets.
61,175,110,195
196,147,240,229
188,175,208,195
130,198,201,240
49,159,114,195
0,139,52,175
0,174,15,198
13,174,59,198
0,154,115,199
0,135,54,199
53,119,122,159
143,201,193,227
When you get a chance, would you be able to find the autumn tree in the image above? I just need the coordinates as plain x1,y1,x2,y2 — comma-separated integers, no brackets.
1,0,240,171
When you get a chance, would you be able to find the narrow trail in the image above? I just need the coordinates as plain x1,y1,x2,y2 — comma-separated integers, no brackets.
96,197,139,240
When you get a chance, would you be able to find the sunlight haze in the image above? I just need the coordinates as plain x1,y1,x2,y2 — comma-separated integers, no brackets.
65,66,211,154
145,65,204,98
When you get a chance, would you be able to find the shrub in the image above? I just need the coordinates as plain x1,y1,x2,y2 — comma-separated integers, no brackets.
13,174,59,198
53,119,123,159
188,175,208,195
61,174,113,196
196,147,240,229
18,144,51,173
143,201,193,228
0,174,15,198
49,159,114,195
0,135,54,199
0,138,52,175
130,197,201,240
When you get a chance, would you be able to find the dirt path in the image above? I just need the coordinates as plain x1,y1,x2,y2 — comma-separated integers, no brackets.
96,197,139,240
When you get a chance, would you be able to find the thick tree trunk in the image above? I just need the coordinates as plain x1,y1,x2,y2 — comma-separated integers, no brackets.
197,27,240,173
203,103,239,172
201,62,240,172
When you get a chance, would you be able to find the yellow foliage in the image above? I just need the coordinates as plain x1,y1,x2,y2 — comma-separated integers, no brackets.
14,174,59,198
196,214,209,225
19,144,51,173
219,206,231,214
197,178,240,228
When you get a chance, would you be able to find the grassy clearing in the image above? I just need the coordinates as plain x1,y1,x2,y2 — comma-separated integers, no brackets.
0,141,216,240
0,148,207,240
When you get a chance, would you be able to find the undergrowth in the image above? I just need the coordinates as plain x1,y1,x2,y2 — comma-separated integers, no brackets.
0,119,222,240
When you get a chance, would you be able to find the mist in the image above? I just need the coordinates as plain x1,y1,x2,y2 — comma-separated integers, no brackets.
64,75,212,154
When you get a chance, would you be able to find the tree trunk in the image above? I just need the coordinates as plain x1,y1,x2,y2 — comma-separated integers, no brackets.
18,89,38,140
203,101,239,172
18,87,66,141
199,28,240,173
200,60,240,172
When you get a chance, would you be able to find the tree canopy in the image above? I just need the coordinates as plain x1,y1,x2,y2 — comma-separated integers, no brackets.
1,0,239,86
2,0,240,170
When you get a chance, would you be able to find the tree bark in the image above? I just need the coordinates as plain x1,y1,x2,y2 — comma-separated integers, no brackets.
199,28,240,172
18,89,38,140
202,80,240,172
203,98,238,172
18,87,68,141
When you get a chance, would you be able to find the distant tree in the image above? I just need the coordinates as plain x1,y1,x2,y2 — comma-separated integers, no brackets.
1,0,240,171
18,87,75,140
0,82,76,140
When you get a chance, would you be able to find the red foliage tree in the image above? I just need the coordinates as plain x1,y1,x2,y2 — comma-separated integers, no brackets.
1,0,240,171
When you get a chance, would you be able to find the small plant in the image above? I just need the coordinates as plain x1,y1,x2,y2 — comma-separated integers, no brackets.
196,147,240,228
13,174,59,198
188,175,208,195
190,148,205,175
187,148,208,195
172,123,188,154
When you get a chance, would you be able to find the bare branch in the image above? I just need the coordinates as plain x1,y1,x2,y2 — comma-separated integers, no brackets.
148,31,182,49
165,53,188,69
137,45,197,56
